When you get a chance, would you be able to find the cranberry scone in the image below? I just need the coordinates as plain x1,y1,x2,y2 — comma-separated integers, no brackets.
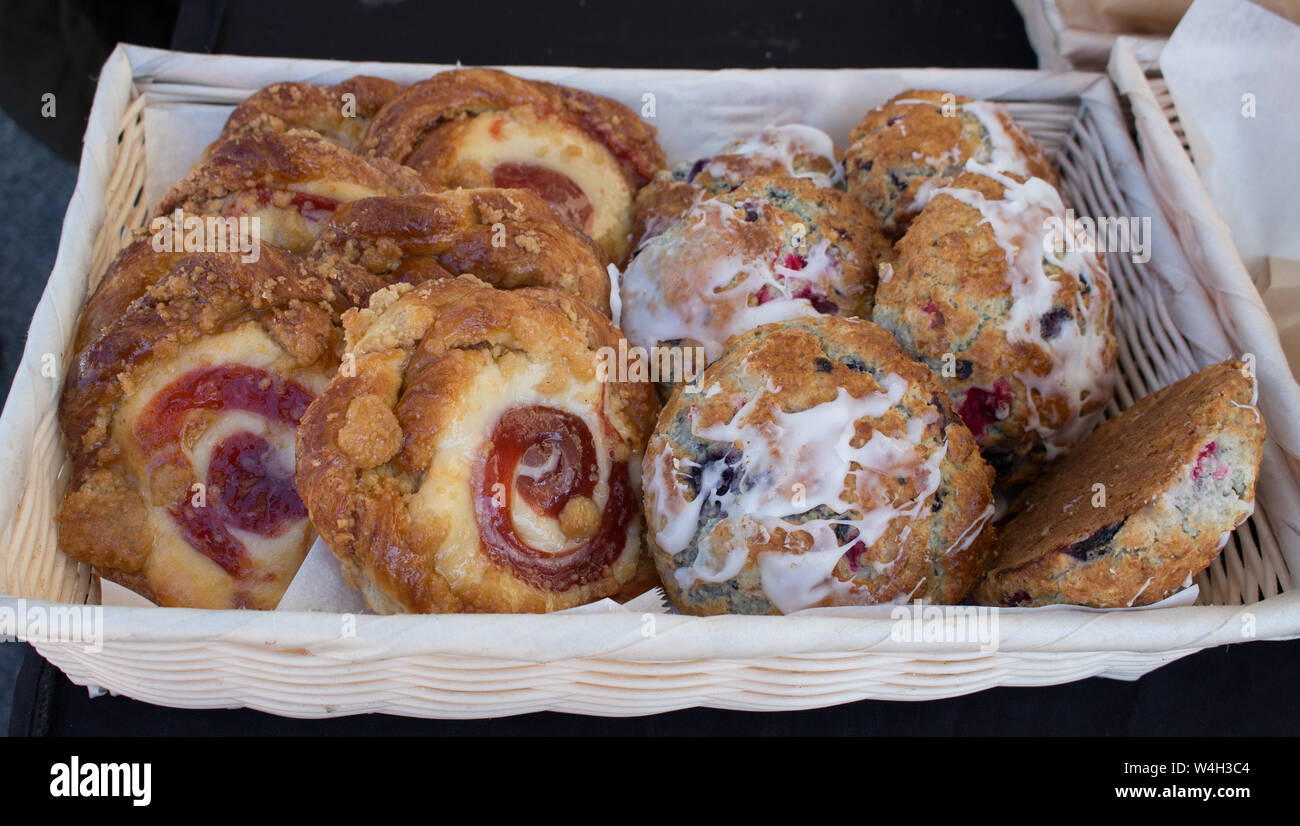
872,166,1116,486
974,361,1265,608
295,277,659,613
644,316,996,615
633,124,841,248
844,89,1058,238
362,68,665,264
621,176,889,367
57,248,341,609
307,188,613,314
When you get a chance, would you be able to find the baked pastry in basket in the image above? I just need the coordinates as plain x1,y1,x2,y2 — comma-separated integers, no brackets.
57,247,341,609
633,124,840,247
217,75,404,153
71,238,188,355
621,176,889,368
643,316,996,615
307,188,613,314
295,277,659,613
152,129,428,255
844,89,1058,238
872,166,1116,486
974,360,1265,608
361,68,665,264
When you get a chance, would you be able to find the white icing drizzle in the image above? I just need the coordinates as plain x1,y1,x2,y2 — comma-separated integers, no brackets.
621,197,850,362
706,124,842,188
645,371,985,613
1127,576,1154,607
889,98,1036,178
917,160,1114,457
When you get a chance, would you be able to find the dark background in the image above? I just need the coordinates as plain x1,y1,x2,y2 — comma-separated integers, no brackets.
2,0,1297,736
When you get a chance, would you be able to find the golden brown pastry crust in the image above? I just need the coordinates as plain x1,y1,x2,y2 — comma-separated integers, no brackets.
58,247,341,609
152,129,429,254
295,276,659,613
307,188,613,315
361,68,665,263
72,237,187,355
844,89,1059,238
217,76,404,152
974,361,1265,608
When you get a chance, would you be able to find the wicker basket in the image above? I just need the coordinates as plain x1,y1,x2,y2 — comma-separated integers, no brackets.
1,44,1296,718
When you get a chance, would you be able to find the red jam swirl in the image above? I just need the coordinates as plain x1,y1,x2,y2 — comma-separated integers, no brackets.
491,162,594,231
135,365,314,576
472,405,634,590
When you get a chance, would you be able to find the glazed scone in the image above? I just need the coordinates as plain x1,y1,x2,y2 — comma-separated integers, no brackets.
621,176,889,369
643,316,996,615
152,129,429,255
974,361,1265,608
634,124,841,247
872,166,1116,486
307,188,614,314
57,248,341,609
362,68,665,264
295,277,659,613
844,89,1058,238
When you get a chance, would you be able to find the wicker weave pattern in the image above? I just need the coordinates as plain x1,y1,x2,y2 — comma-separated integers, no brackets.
1,52,1295,716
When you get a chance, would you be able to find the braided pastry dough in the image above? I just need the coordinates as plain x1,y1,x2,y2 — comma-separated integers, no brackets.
57,247,341,609
308,188,613,314
217,76,404,153
362,68,665,263
295,277,658,613
153,129,428,254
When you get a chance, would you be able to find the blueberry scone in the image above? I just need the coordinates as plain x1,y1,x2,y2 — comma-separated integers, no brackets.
362,68,665,264
974,361,1265,608
872,166,1116,486
643,316,996,615
57,248,341,609
621,176,889,368
295,277,659,613
307,188,614,314
844,89,1058,238
633,124,840,247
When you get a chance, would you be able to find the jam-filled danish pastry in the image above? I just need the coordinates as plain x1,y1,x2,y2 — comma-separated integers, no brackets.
644,316,996,615
308,188,614,314
57,247,341,609
621,176,889,367
153,129,428,254
295,277,659,613
362,68,665,264
217,76,404,153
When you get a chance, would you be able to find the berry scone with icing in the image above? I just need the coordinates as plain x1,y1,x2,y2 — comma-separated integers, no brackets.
307,188,614,314
644,316,996,615
633,124,841,248
621,176,889,370
974,361,1264,608
295,277,659,613
362,68,665,264
57,247,341,609
216,75,404,154
872,166,1116,487
152,129,429,255
844,89,1058,238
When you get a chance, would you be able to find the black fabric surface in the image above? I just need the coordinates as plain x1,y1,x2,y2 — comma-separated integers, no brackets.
4,0,1298,736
